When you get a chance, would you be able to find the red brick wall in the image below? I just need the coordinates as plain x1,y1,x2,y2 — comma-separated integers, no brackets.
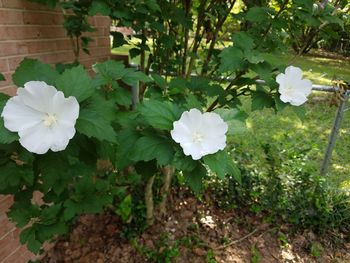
0,1,111,262
0,0,111,96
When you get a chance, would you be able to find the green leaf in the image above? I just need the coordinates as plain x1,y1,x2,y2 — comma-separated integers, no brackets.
12,58,59,87
132,134,174,165
151,74,167,90
0,73,5,81
246,7,270,23
251,62,274,85
0,94,18,143
116,195,132,222
111,32,127,48
203,150,241,183
214,108,247,135
232,32,255,50
93,60,126,83
115,129,139,169
122,71,151,86
88,0,110,16
183,163,206,193
56,65,94,102
274,94,288,112
292,105,306,120
172,149,197,171
168,77,188,95
113,87,132,107
76,96,117,143
245,50,264,64
219,47,244,73
129,48,141,58
138,100,181,130
251,88,275,111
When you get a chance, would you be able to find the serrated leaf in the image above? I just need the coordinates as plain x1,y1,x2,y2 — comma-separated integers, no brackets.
88,0,110,16
172,149,197,171
292,105,306,120
132,134,174,165
203,150,240,182
129,48,141,58
111,31,127,48
122,71,151,86
27,238,42,254
115,129,139,169
232,32,255,50
12,58,59,87
274,94,288,112
214,108,247,135
138,100,181,130
116,195,132,222
183,163,206,193
251,89,275,111
55,65,94,102
151,74,167,89
76,96,117,143
219,47,244,73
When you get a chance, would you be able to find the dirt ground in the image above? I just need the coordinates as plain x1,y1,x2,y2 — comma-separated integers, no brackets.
42,191,350,263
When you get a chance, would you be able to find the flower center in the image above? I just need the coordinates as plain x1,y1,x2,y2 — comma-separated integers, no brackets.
285,85,293,95
43,114,57,127
192,131,204,143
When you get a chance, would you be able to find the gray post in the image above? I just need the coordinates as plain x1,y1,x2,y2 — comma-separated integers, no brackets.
131,80,139,110
320,90,350,176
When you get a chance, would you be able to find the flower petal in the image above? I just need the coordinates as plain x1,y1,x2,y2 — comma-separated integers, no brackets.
1,96,44,132
17,81,57,113
181,142,203,160
18,123,53,154
285,66,303,82
52,92,80,124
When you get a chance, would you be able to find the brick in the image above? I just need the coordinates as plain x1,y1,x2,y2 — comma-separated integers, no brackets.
97,37,110,47
0,195,8,203
0,85,17,96
0,195,13,213
0,10,23,25
0,214,15,240
8,56,25,71
55,39,73,51
95,16,110,27
23,12,64,25
26,40,57,54
2,0,50,11
0,26,68,41
0,58,9,72
0,42,25,57
0,230,20,261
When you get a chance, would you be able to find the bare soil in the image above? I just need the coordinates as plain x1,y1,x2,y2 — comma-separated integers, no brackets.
42,191,350,263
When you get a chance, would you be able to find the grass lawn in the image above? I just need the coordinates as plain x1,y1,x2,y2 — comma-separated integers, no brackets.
233,94,350,192
264,52,350,85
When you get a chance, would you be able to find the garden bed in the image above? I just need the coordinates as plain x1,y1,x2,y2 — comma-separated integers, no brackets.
42,189,350,263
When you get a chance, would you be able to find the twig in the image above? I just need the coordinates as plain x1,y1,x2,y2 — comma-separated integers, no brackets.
213,228,259,250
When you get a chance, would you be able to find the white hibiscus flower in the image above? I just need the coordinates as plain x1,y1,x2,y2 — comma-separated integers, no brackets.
1,81,79,154
171,108,228,160
276,66,313,106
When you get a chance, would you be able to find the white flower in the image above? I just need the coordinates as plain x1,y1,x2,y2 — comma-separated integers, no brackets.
171,108,228,160
1,81,79,154
276,66,313,106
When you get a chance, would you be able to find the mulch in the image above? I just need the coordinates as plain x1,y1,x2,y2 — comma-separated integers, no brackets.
41,190,350,263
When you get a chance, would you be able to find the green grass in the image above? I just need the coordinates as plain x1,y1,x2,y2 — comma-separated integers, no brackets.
232,94,350,191
264,52,350,85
